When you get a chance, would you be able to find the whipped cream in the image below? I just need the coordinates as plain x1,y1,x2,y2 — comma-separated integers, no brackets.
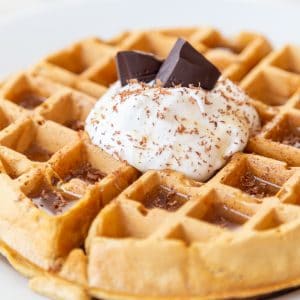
85,79,260,181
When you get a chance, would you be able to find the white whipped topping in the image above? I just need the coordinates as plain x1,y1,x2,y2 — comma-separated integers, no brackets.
85,78,260,181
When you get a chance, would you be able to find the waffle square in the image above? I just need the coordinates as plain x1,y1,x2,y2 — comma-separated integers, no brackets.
241,45,300,166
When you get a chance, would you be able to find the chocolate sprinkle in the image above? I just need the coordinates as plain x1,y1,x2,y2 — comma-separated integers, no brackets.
156,38,221,90
18,92,46,110
143,185,187,211
64,162,106,184
238,171,280,198
116,51,162,86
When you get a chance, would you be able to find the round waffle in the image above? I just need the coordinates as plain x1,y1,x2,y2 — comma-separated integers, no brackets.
2,27,300,300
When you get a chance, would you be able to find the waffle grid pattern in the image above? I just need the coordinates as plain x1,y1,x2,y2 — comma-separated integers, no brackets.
1,27,300,300
85,154,300,299
0,72,139,270
241,45,300,166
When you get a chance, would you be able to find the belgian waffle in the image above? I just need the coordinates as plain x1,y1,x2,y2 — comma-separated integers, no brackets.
2,27,300,300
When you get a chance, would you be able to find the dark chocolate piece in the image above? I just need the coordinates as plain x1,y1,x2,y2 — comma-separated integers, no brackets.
116,51,162,86
156,38,221,90
64,120,85,131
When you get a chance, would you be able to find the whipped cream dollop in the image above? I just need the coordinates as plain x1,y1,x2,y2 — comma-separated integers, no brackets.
85,78,260,181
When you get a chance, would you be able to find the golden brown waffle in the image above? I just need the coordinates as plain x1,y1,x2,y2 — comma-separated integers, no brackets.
0,72,139,272
28,155,300,299
85,156,300,299
2,27,300,300
240,45,300,166
30,27,271,92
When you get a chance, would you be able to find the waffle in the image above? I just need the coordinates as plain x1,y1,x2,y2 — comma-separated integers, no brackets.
0,72,139,272
240,45,300,165
2,27,300,300
30,27,271,91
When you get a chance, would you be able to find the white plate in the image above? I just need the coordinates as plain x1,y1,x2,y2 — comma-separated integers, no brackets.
1,0,300,299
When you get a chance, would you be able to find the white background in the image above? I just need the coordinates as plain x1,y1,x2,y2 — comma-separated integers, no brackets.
1,0,300,78
1,0,300,299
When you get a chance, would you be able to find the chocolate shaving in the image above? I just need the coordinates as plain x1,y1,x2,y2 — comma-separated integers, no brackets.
280,132,300,148
30,186,78,215
24,144,52,162
143,185,187,211
239,171,280,198
64,162,106,184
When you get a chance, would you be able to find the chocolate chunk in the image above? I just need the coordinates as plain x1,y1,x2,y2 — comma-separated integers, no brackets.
156,38,221,90
116,51,162,86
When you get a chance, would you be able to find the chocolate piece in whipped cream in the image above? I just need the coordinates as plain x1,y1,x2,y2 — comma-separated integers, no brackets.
116,51,162,86
156,38,221,90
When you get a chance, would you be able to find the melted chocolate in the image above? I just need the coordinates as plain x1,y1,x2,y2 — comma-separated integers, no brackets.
204,204,249,230
17,92,46,110
239,171,280,198
280,131,300,148
24,144,53,162
143,185,187,211
64,120,85,131
30,185,79,215
64,162,106,184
